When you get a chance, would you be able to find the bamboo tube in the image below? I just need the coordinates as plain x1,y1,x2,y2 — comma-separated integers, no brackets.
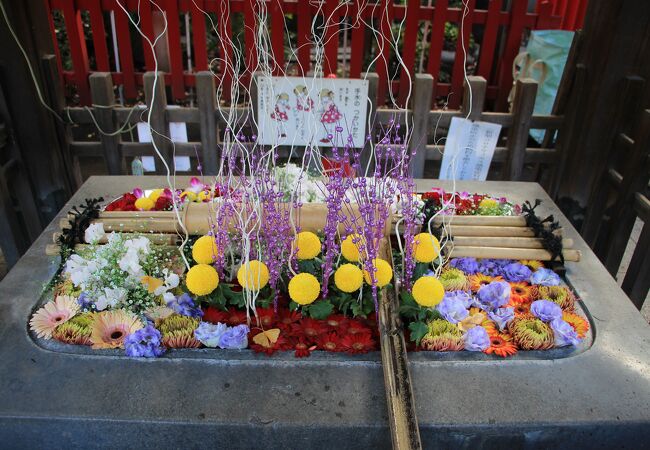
450,236,574,249
52,232,177,245
432,215,527,226
449,246,581,262
442,225,539,237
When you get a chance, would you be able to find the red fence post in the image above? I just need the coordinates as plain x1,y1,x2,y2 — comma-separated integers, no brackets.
323,0,339,76
397,0,420,107
348,0,365,79
114,1,138,100
427,0,448,104
164,0,186,100
191,0,209,71
495,0,527,111
375,0,394,106
297,0,311,76
477,0,502,81
449,0,475,109
271,0,285,75
87,1,110,72
61,0,91,104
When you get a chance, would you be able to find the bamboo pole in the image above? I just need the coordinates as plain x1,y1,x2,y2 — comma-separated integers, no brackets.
450,236,574,249
432,215,527,226
449,246,581,262
442,225,540,237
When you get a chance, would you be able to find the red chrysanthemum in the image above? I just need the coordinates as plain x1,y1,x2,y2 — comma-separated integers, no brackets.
341,332,376,354
293,339,312,358
345,319,372,336
277,309,302,330
202,306,229,324
324,314,349,333
255,307,276,328
293,318,328,339
484,333,518,358
318,332,344,352
225,308,248,326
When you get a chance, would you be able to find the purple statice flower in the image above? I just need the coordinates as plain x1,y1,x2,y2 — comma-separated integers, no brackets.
550,319,581,347
488,307,515,331
167,293,204,318
77,292,94,310
530,268,561,286
124,325,165,358
219,324,250,349
464,326,490,352
194,322,227,348
450,257,480,275
476,281,511,311
436,296,469,324
502,262,532,283
443,290,473,309
530,300,563,322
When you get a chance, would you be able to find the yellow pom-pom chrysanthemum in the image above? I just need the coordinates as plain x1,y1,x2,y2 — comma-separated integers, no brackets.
148,189,164,202
478,198,499,209
134,197,155,211
334,263,363,293
288,273,321,305
192,235,219,264
413,232,441,263
237,260,270,290
197,190,212,202
186,264,219,296
363,258,393,288
341,234,365,262
411,276,445,307
294,231,321,260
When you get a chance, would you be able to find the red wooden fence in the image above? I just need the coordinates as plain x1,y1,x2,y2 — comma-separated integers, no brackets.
47,0,584,109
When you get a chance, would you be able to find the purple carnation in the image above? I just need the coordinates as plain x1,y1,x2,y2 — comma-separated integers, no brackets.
477,281,511,311
443,290,473,309
124,325,165,358
464,326,490,352
530,300,563,322
530,268,561,286
219,324,250,349
502,262,532,283
436,296,469,324
450,257,480,275
550,319,581,347
194,322,227,347
488,307,515,331
167,293,204,318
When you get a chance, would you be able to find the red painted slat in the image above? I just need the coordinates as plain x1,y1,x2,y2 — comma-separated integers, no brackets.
45,2,65,82
563,0,581,30
576,0,588,29
296,0,311,75
348,0,365,78
375,0,393,106
164,0,186,99
535,1,556,29
495,0,527,111
61,0,91,104
449,0,475,109
243,0,257,86
136,0,156,71
191,0,209,71
323,0,338,76
87,2,110,71
477,0,502,81
271,0,285,75
113,1,137,99
555,0,568,18
397,0,420,107
427,0,448,81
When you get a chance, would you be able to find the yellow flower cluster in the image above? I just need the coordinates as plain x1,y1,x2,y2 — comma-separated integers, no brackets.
411,276,444,307
134,197,155,211
192,235,219,264
288,273,320,305
334,263,363,293
186,264,219,296
237,260,270,290
294,231,321,260
412,232,440,263
362,258,393,288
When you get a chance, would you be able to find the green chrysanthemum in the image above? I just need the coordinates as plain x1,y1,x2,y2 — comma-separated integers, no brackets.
157,314,201,348
537,285,575,311
420,319,464,351
52,312,95,346
54,279,82,298
509,316,554,350
439,268,469,291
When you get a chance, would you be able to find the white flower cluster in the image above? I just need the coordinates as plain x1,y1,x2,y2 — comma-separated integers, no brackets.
274,163,325,203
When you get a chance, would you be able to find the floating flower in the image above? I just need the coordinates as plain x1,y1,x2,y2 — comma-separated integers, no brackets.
463,326,490,351
140,275,163,294
255,307,276,328
478,259,508,277
550,319,581,347
52,312,95,346
157,314,201,348
325,314,349,332
278,309,303,330
134,197,154,211
449,257,480,275
411,276,445,307
219,324,250,349
457,309,487,333
476,281,511,311
294,231,321,260
530,268,561,286
90,310,143,349
412,232,441,263
509,282,536,305
192,235,219,264
341,234,365,262
186,264,219,296
318,332,343,352
514,302,531,317
537,285,576,311
502,262,532,283
148,189,165,202
202,306,229,324
509,316,554,350
488,307,515,331
84,223,105,244
225,308,248,326
144,305,174,321
520,259,544,271
484,333,518,357
562,311,590,338
30,296,80,339
363,258,393,288
294,317,327,338
530,300,563,322
166,293,203,318
331,263,362,293
292,338,312,358
436,295,469,324
237,260,270,290
468,273,503,292
439,268,469,291
289,273,321,305
420,319,464,351
442,290,473,309
340,332,376,354
124,325,165,358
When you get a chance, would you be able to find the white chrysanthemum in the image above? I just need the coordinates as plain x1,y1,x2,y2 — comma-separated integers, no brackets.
84,222,105,244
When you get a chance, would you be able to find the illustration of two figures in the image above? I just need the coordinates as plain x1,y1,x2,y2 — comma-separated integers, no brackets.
270,86,342,143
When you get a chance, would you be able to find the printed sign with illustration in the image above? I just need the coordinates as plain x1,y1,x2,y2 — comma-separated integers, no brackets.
257,76,369,147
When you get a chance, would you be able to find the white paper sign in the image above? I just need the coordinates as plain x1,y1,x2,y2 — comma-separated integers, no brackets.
439,117,502,180
257,76,369,147
136,121,191,172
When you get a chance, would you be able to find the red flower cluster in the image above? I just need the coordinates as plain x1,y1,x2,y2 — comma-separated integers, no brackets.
421,189,486,215
202,306,378,357
105,192,172,211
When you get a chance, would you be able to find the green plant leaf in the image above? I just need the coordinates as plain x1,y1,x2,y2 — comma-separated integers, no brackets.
408,321,429,345
305,300,334,319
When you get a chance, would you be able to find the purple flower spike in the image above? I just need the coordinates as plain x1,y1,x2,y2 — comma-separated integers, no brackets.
488,307,515,331
450,257,480,275
219,324,250,349
530,300,563,322
436,296,469,324
530,268,561,286
477,281,511,311
502,262,532,283
124,325,165,358
550,319,581,347
464,326,490,352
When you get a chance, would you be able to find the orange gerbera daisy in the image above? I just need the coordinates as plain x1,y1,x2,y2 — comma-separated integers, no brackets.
484,333,518,357
513,302,531,317
520,259,544,271
468,273,504,292
509,282,537,305
562,311,590,338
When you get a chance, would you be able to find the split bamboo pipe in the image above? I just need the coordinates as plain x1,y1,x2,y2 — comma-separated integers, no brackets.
449,246,581,262
450,236,574,249
432,215,527,226
442,225,540,237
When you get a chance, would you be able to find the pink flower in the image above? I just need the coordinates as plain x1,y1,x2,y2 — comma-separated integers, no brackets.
30,296,80,339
